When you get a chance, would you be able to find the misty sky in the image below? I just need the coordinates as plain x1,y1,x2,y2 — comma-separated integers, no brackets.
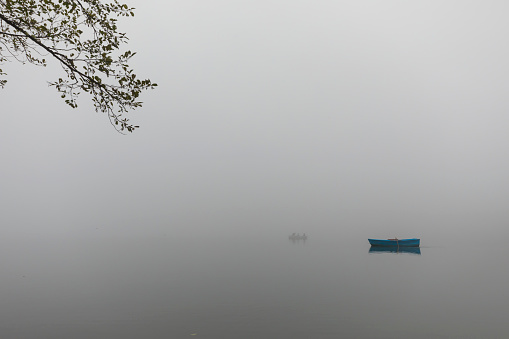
2,0,509,240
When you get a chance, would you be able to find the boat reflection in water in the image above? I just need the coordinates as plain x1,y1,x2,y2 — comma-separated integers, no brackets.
369,246,421,255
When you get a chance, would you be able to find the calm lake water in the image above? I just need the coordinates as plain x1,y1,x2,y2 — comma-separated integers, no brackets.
1,232,508,339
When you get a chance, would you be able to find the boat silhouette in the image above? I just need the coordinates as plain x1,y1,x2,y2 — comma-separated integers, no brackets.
289,233,307,241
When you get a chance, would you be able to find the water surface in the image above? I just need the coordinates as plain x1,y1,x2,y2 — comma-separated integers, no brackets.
1,232,508,338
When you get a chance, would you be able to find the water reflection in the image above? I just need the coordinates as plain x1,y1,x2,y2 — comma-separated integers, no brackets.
369,246,421,255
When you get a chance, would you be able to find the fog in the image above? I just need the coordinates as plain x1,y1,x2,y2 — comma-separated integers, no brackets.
3,1,509,239
2,2,509,336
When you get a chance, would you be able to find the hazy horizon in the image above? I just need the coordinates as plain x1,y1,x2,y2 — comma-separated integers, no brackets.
2,2,509,337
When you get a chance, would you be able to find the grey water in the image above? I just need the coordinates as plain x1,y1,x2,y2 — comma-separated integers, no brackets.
2,227,509,339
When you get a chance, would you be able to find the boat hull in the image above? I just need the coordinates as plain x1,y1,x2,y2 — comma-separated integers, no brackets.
289,236,307,240
368,238,420,247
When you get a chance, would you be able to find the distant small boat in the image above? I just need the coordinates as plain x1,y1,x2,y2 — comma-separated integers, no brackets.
368,238,420,247
289,234,308,240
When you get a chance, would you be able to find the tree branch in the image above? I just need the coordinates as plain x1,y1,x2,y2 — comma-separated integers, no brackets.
0,12,100,87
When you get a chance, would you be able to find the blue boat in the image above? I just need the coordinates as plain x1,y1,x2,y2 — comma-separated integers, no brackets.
368,238,420,247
